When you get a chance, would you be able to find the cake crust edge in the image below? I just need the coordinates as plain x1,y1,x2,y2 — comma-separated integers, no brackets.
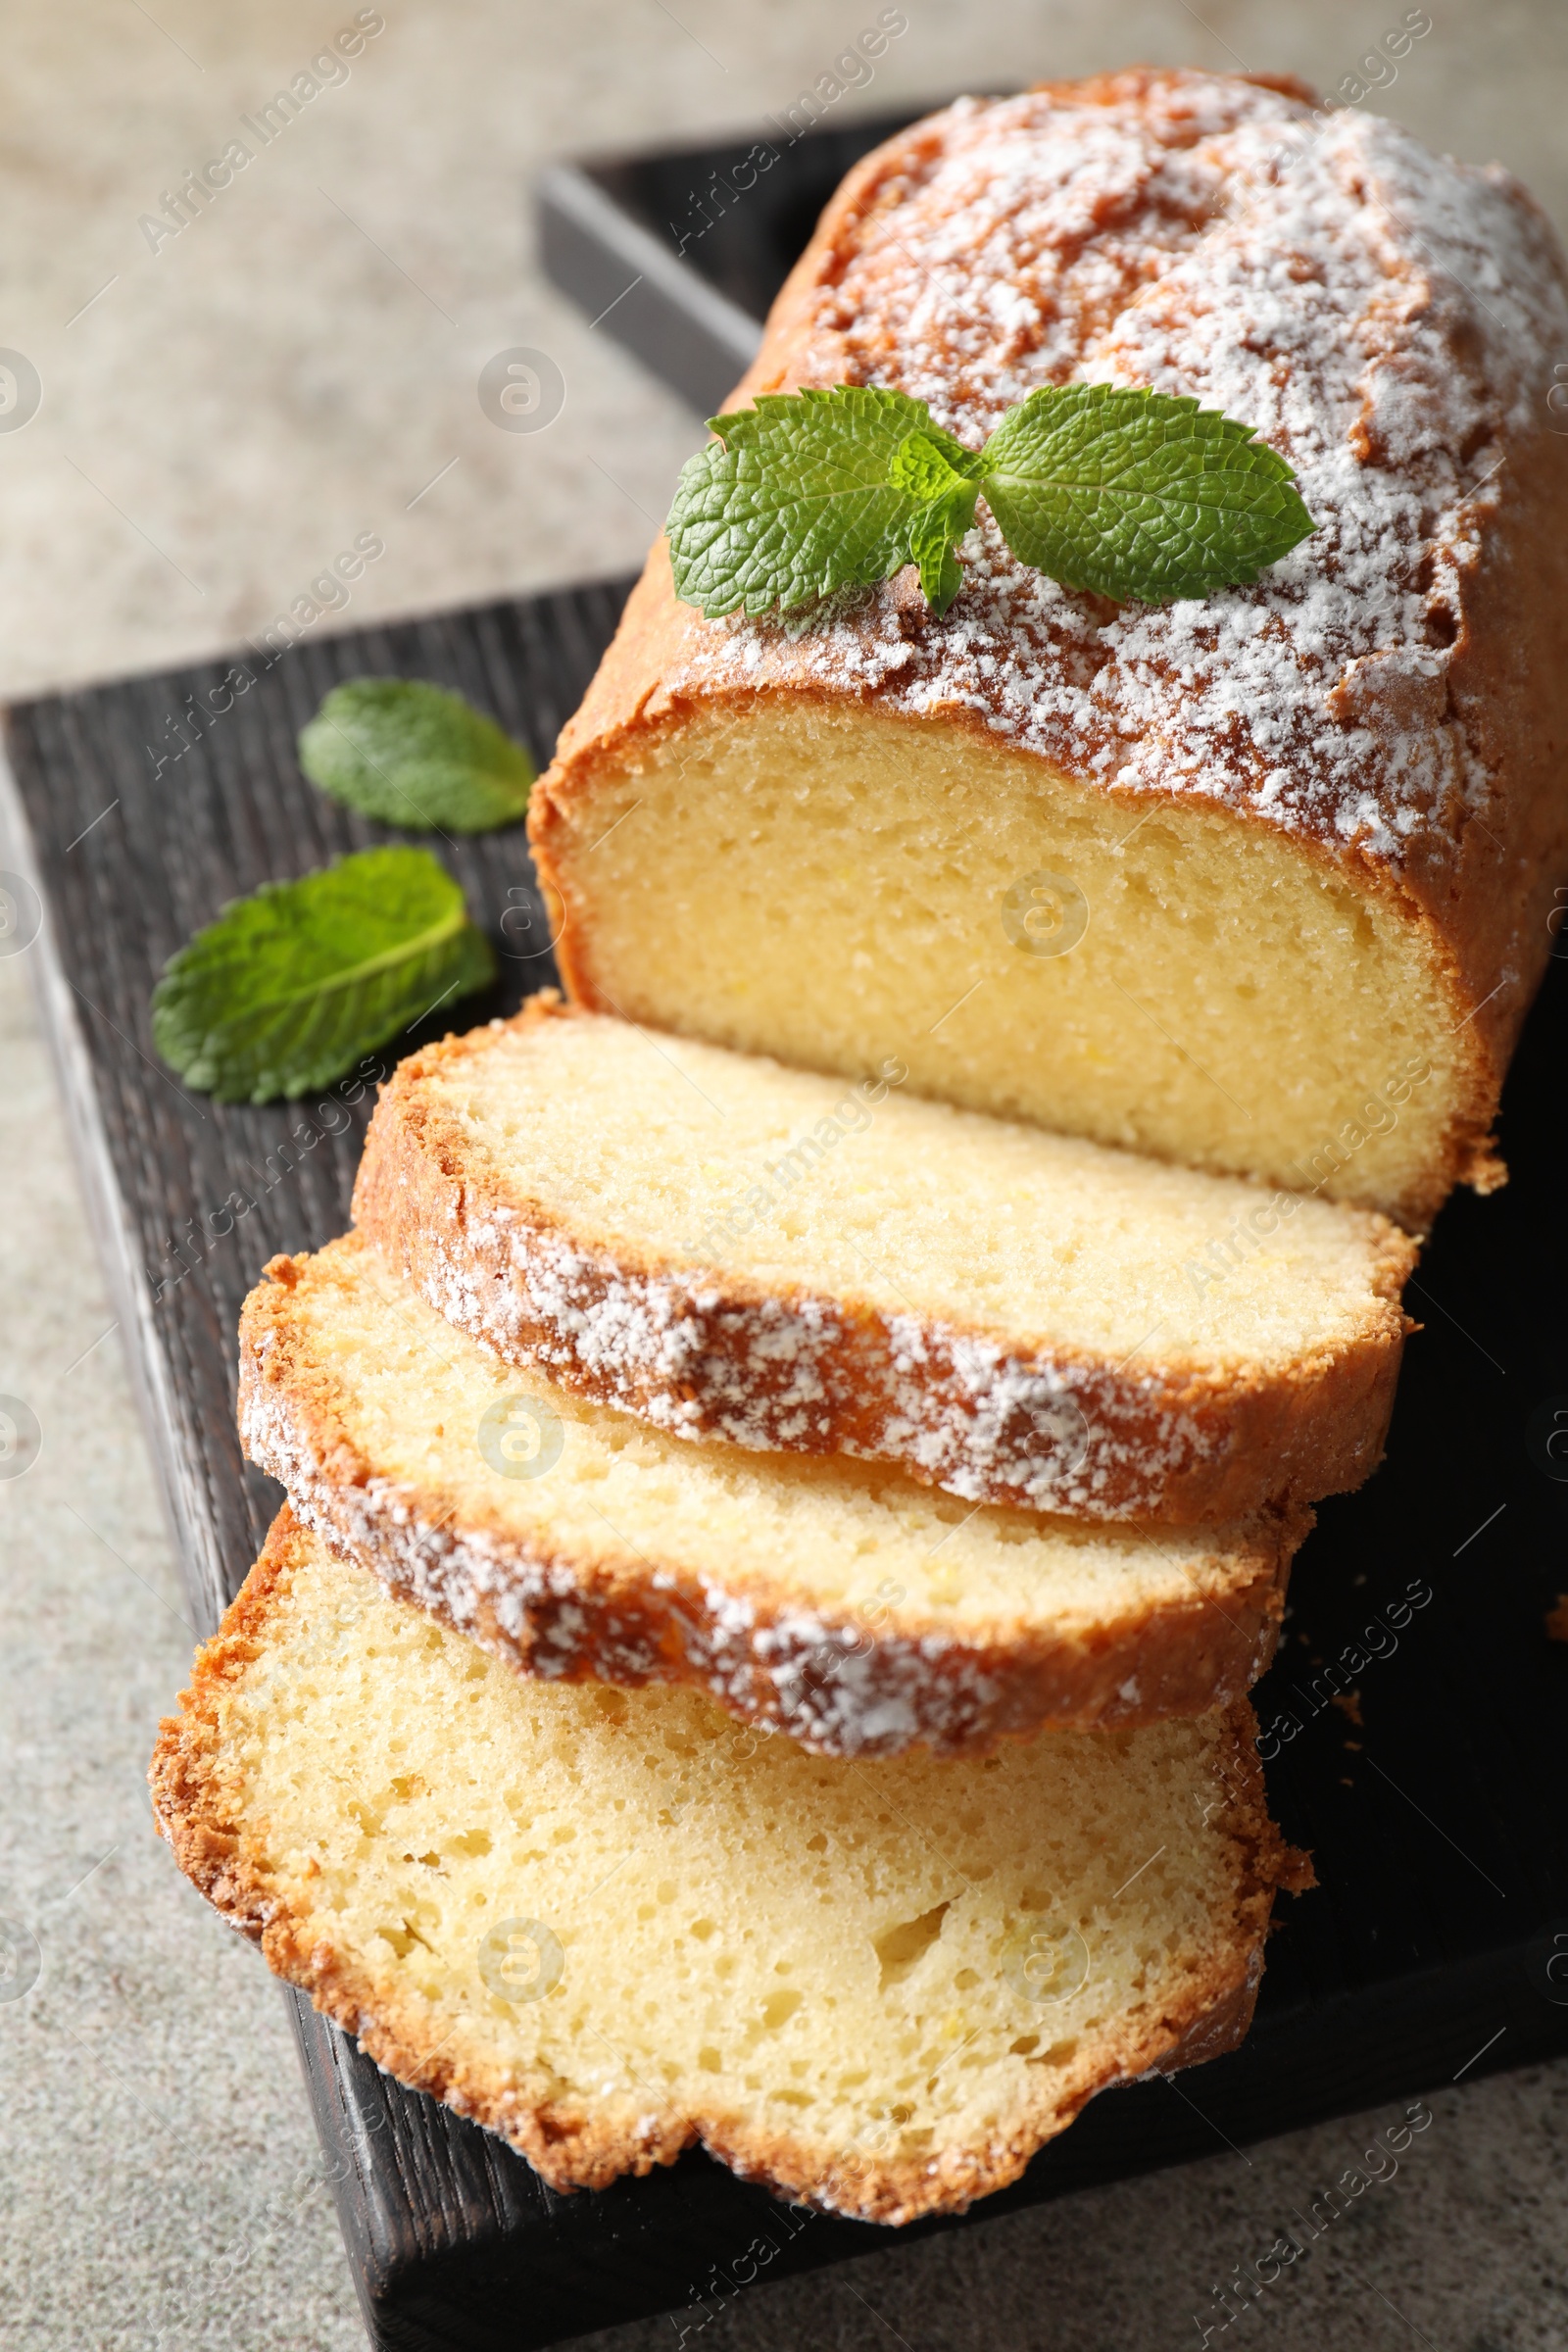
349,997,1416,1526
238,1236,1305,1751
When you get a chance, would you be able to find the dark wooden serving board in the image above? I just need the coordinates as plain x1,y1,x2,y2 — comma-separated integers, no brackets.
539,103,931,413
5,581,1568,2351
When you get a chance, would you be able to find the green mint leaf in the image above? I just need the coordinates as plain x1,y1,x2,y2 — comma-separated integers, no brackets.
666,385,973,618
890,431,983,614
906,504,966,615
978,383,1314,603
151,845,496,1102
886,428,987,501
298,678,534,834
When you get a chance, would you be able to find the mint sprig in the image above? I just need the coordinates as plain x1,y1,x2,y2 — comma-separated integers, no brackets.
666,382,1314,618
151,845,495,1102
298,678,534,834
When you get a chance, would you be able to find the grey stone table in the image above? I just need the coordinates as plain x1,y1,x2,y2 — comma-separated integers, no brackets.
3,4,1566,2345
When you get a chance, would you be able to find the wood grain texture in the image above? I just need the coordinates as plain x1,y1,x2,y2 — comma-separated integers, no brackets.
4,576,1567,2351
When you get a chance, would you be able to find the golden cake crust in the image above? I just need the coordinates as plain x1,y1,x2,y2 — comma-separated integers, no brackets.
351,995,1416,1526
529,70,1568,1229
148,1507,1305,2224
237,1233,1305,1752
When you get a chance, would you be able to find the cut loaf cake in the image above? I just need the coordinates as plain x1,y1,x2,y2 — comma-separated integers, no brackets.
150,1508,1303,2224
528,71,1568,1230
238,1233,1304,1754
353,997,1415,1524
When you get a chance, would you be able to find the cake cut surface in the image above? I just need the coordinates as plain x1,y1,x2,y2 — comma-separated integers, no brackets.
354,997,1415,1522
529,70,1568,1229
239,1233,1304,1753
150,1510,1302,2224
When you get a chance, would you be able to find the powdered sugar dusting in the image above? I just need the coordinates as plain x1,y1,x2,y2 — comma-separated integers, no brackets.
403,1208,1231,1520
237,1321,1279,1758
664,74,1568,864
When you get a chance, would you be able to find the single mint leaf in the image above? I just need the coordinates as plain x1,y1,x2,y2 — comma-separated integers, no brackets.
151,845,496,1102
906,504,966,615
666,385,977,618
890,431,982,614
979,383,1314,603
886,429,988,501
298,678,534,834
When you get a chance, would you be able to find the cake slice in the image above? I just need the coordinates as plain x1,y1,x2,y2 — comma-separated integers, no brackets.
150,1508,1305,2224
527,72,1568,1231
238,1233,1304,1754
353,997,1415,1524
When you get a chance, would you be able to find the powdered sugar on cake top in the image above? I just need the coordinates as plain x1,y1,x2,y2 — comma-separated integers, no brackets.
662,74,1568,864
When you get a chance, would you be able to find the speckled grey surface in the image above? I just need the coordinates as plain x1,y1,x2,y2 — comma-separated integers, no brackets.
2,5,1567,2347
